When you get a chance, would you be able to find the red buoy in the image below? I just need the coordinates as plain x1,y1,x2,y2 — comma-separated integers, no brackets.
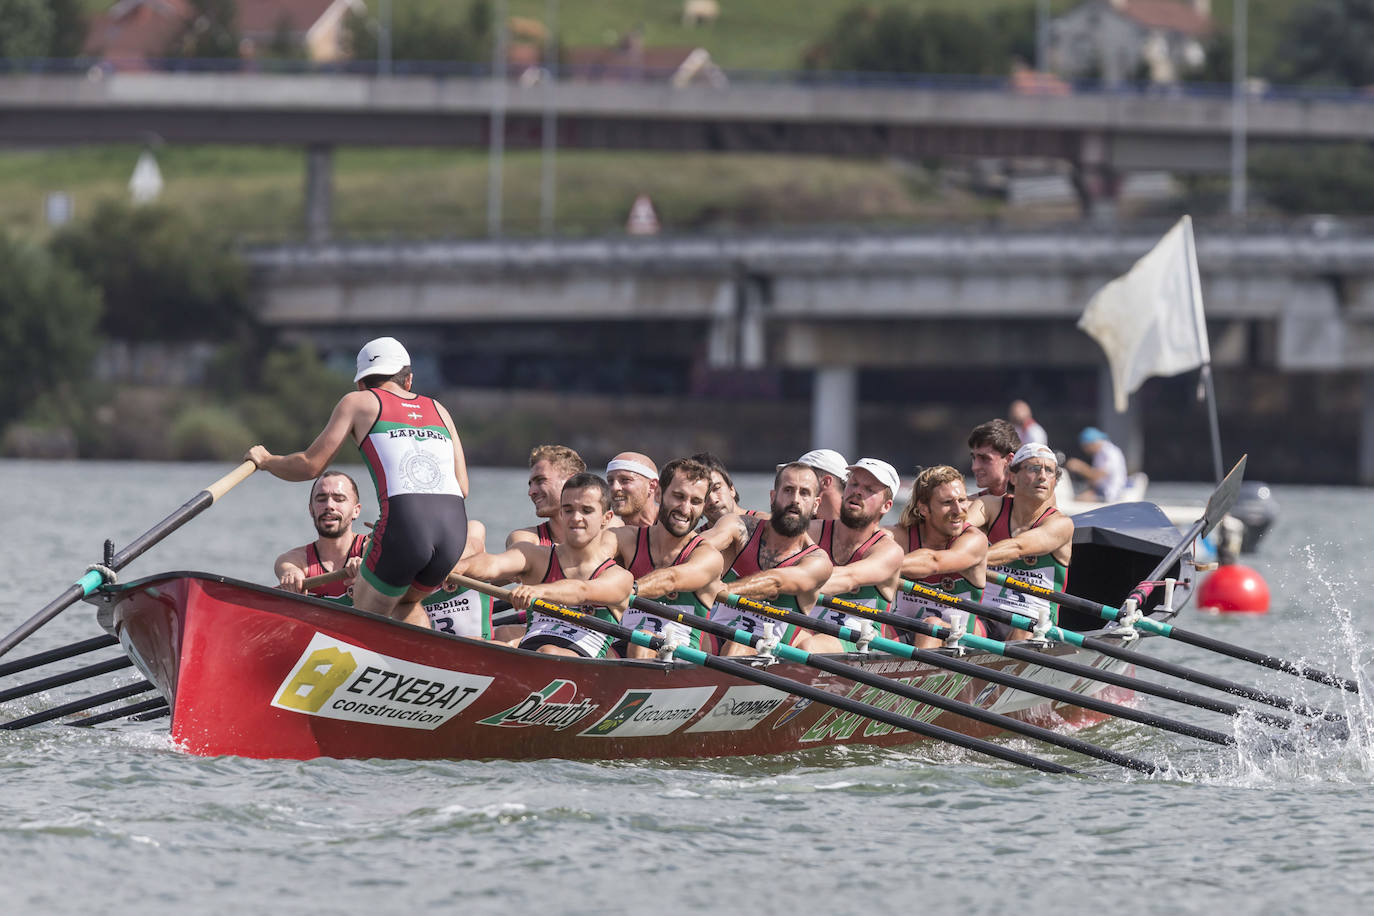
1198,564,1271,614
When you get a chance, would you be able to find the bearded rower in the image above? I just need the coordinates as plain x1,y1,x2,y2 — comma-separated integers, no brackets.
610,458,725,659
706,462,833,657
886,465,990,650
800,458,904,655
966,443,1073,642
454,473,632,658
783,448,849,521
273,470,366,598
606,452,660,527
508,444,587,547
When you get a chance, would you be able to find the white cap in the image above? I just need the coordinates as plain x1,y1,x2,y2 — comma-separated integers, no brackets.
1011,442,1057,467
354,337,411,382
779,448,850,481
846,458,900,495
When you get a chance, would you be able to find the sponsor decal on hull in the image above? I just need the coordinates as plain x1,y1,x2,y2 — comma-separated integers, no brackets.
579,686,716,738
477,679,599,730
686,685,787,733
272,633,493,731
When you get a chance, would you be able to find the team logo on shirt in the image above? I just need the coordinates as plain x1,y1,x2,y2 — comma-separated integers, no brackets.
399,449,444,491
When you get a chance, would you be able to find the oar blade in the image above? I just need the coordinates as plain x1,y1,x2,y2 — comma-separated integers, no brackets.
1200,454,1247,539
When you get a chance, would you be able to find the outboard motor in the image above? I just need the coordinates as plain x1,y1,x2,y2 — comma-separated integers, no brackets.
1230,481,1279,553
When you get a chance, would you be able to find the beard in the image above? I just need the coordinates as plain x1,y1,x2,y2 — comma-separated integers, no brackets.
769,503,810,537
839,501,876,529
661,507,697,537
314,515,347,537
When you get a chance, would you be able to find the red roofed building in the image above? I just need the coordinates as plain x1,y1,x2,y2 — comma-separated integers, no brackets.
1048,0,1214,86
565,32,725,87
84,0,195,69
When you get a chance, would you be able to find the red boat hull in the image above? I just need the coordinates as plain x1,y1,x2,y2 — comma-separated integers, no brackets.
98,573,1139,761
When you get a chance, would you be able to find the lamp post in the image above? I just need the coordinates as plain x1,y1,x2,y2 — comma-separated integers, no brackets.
1229,0,1247,218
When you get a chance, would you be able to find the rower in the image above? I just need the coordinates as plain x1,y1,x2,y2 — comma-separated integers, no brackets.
246,336,469,629
886,465,990,650
799,458,903,654
508,444,586,547
273,470,366,598
782,448,849,521
423,520,501,640
706,462,833,657
1065,427,1127,503
967,419,1021,498
691,451,762,528
609,457,725,659
967,443,1073,641
606,452,660,527
452,473,632,658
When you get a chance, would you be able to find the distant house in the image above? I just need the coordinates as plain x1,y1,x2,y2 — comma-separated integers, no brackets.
565,32,726,87
1048,0,1213,86
83,0,364,69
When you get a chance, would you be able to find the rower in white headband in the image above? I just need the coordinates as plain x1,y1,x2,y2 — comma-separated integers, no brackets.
605,452,660,526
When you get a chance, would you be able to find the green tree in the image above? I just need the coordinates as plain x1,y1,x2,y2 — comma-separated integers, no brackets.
345,0,492,65
805,3,1030,77
0,233,102,430
48,0,86,58
167,0,240,60
236,344,350,454
0,0,54,63
1251,144,1374,213
51,201,250,343
1271,0,1374,87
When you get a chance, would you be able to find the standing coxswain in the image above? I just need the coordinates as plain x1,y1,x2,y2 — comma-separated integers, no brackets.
245,336,469,629
966,443,1072,641
609,458,725,659
887,465,990,649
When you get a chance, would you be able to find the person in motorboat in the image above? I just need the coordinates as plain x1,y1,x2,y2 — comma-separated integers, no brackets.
1009,400,1048,447
784,448,849,521
609,457,725,659
273,470,366,598
452,473,632,658
967,419,1021,498
706,462,834,657
1065,427,1128,503
966,443,1073,641
797,458,904,654
507,444,586,547
606,452,660,528
245,336,468,630
886,465,990,649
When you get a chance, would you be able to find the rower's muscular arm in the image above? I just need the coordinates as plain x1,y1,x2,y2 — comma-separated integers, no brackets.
274,546,310,593
700,514,748,555
822,535,902,596
517,565,635,614
451,542,540,585
246,391,372,481
898,528,989,579
986,514,1074,565
434,400,471,498
636,544,725,599
724,551,833,602
964,495,995,532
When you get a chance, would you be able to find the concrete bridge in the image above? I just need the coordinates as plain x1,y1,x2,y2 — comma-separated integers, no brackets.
4,72,1374,233
245,227,1374,481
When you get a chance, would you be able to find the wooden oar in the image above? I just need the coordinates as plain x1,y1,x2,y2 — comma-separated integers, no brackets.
898,578,1345,723
0,635,119,679
628,595,1160,773
719,594,1235,747
987,570,1360,694
71,698,169,728
819,593,1302,733
300,568,350,591
0,460,257,660
1132,454,1247,602
450,576,1076,774
0,681,158,731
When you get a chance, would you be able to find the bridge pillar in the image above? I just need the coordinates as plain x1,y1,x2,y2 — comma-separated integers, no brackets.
1361,374,1374,485
305,144,333,243
1073,133,1121,224
812,366,857,461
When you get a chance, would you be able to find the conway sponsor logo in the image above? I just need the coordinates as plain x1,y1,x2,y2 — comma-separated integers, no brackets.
579,686,716,738
272,633,492,731
798,673,970,742
477,679,598,730
686,685,786,733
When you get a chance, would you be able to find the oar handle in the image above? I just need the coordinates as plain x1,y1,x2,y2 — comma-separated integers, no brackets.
300,569,350,591
207,460,257,503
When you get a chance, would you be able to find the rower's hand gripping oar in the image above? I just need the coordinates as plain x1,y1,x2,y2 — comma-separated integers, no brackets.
627,594,1160,774
448,576,1077,774
0,460,257,659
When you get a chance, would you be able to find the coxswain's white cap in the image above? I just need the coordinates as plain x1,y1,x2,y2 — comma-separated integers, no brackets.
1011,443,1057,467
355,337,411,382
780,448,850,482
846,458,901,495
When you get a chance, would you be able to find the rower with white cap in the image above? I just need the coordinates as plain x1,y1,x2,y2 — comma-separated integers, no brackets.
966,442,1073,641
784,448,850,521
245,336,470,629
605,451,660,527
800,457,904,654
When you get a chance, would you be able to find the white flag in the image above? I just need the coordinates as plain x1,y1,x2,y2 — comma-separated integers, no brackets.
1078,215,1210,413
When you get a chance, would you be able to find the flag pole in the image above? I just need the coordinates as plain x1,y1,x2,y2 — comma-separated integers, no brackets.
1182,216,1225,483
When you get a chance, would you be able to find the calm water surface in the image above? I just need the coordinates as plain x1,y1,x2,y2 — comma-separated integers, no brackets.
3,460,1374,914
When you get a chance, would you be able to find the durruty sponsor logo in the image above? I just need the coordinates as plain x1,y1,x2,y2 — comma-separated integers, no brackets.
272,633,492,731
477,679,598,730
579,686,716,738
686,685,787,733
